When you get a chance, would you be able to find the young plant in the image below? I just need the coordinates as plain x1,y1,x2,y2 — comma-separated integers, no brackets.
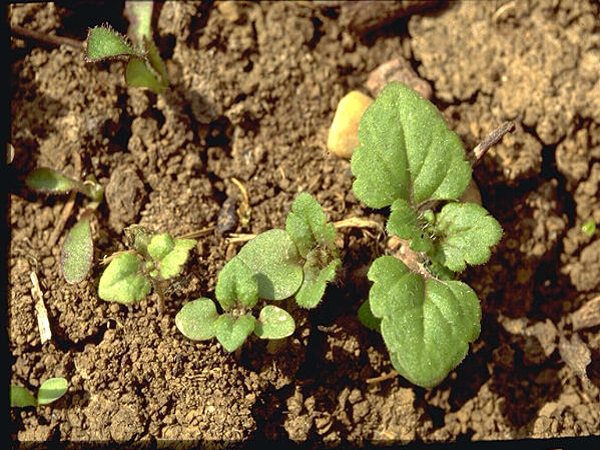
352,81,502,388
85,1,168,94
25,167,104,284
98,226,196,313
10,377,68,408
176,193,340,352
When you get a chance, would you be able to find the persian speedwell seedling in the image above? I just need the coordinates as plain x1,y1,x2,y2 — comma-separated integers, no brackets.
85,1,168,94
99,226,196,313
176,193,341,352
352,81,502,388
26,167,104,284
10,377,68,408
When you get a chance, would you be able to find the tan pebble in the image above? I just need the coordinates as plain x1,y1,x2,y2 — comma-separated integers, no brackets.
366,58,432,100
327,91,373,159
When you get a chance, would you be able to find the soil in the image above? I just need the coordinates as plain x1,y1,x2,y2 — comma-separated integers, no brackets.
8,0,600,446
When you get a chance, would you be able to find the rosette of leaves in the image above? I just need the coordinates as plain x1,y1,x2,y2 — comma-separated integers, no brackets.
10,378,69,408
98,226,196,312
85,1,168,94
176,193,340,352
25,167,104,284
352,81,502,388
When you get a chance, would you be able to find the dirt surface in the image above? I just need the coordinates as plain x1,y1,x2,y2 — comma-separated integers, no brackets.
8,0,600,445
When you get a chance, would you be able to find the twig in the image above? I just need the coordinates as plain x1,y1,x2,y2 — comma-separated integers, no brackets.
176,227,215,240
30,272,52,344
48,190,77,249
366,370,398,384
470,121,515,164
11,24,84,50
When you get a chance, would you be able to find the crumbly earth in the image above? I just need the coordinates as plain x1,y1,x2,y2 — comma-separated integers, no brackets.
8,0,600,445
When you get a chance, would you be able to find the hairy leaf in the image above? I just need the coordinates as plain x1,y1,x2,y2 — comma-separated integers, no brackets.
215,257,259,310
351,81,471,209
25,168,79,193
85,25,140,61
215,314,256,352
237,229,303,300
37,378,68,406
387,199,433,253
286,192,336,258
98,252,151,304
368,256,481,388
10,386,37,408
61,218,94,284
435,202,502,272
254,305,296,339
295,256,340,308
147,234,196,279
175,298,219,341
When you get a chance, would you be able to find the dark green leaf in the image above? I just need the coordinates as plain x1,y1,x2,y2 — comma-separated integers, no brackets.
387,199,433,253
10,386,37,408
215,314,256,352
85,26,140,61
25,168,79,193
295,256,340,309
286,192,336,258
125,57,166,94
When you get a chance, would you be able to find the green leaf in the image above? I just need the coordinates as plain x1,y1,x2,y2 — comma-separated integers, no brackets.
357,298,381,332
285,192,336,258
254,305,295,339
350,81,471,209
435,202,503,272
37,378,68,405
147,234,196,279
175,298,219,341
25,168,79,193
85,25,141,61
215,314,256,352
295,256,340,309
387,199,433,253
98,252,151,304
237,229,303,301
144,37,169,88
10,386,37,408
125,57,166,94
368,255,481,388
61,218,94,284
215,257,259,310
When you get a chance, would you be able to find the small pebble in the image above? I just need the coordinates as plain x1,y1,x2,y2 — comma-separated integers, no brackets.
327,90,373,159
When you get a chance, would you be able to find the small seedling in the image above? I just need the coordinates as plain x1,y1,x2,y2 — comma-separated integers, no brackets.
85,1,168,94
352,82,502,388
176,193,340,352
581,220,596,237
98,226,196,313
10,377,68,408
25,167,104,284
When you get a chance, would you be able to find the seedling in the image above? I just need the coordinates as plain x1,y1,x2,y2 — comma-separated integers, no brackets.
176,193,340,352
352,82,502,388
10,377,68,408
85,1,168,94
25,167,104,284
98,226,196,313
581,220,596,237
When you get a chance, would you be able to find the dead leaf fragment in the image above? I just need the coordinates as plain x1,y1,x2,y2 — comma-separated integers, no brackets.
558,333,591,385
365,57,432,100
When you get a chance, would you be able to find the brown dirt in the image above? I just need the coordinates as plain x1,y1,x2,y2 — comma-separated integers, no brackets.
8,0,600,445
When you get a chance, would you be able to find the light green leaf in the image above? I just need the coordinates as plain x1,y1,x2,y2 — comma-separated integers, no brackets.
175,298,219,341
10,386,37,408
350,81,471,209
215,314,256,352
435,202,503,272
37,378,68,405
295,256,340,309
144,37,169,88
125,0,153,46
254,305,295,339
237,229,303,300
215,257,259,310
61,218,93,284
125,57,166,94
85,26,140,61
147,234,196,279
25,168,79,193
285,192,336,258
368,255,481,388
98,252,151,304
387,199,433,253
